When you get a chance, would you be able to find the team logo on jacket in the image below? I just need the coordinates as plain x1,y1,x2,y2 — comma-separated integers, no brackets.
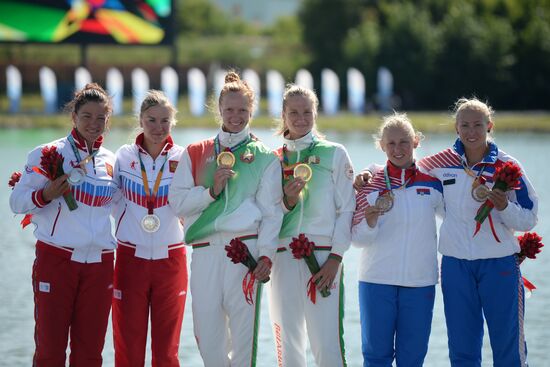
130,161,137,170
416,188,430,195
105,163,113,177
307,155,320,164
169,160,179,173
25,165,33,174
70,160,78,168
240,150,255,163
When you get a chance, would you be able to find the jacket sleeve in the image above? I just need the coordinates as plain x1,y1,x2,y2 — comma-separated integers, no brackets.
10,146,51,214
497,162,538,231
351,216,379,248
168,149,215,218
329,146,356,257
255,157,284,260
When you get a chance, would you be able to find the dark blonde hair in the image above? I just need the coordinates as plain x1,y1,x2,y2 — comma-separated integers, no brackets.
374,112,423,150
139,89,177,126
65,82,112,116
276,84,324,139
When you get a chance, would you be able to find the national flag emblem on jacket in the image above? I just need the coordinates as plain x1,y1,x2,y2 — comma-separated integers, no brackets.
416,188,430,196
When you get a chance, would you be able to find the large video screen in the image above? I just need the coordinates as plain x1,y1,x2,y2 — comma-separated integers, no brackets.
0,0,174,45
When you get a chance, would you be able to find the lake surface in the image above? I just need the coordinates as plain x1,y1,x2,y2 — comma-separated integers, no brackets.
1,128,548,366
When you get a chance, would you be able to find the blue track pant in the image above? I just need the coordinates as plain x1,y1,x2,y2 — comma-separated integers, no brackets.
359,281,435,367
441,255,528,367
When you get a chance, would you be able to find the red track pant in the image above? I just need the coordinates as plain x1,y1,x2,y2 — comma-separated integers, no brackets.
112,244,188,367
32,241,114,367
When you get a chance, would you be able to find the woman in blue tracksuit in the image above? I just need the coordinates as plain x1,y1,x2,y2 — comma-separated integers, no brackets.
352,113,443,367
417,97,538,366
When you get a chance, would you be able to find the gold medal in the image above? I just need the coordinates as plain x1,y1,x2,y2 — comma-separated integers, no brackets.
471,184,490,202
293,163,313,182
217,151,235,168
141,214,161,233
374,192,394,213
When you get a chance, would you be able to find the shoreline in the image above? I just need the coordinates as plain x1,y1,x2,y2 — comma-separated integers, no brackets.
1,111,550,133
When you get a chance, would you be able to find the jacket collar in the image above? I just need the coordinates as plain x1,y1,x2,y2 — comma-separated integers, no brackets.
453,138,498,164
217,126,250,149
385,159,417,184
283,131,314,152
70,128,103,152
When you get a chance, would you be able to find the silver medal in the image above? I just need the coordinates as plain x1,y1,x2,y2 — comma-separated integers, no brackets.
67,167,85,185
141,214,161,233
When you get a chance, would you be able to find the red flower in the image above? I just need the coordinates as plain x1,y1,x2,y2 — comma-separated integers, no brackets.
225,238,250,264
289,234,330,302
289,233,314,259
225,237,269,305
474,161,523,241
8,171,22,189
493,161,522,189
33,145,78,211
39,145,65,181
518,232,544,260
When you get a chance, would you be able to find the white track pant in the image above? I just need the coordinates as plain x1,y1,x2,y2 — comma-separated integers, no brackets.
190,239,262,367
268,247,347,367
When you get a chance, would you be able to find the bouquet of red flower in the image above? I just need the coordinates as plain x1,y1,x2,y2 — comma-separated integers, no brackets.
517,232,544,264
289,233,330,303
33,146,78,210
517,232,544,293
8,171,21,188
225,238,269,305
473,161,522,241
8,171,33,228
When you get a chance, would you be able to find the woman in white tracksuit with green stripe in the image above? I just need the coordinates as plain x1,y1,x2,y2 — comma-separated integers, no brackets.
268,85,356,367
169,72,283,367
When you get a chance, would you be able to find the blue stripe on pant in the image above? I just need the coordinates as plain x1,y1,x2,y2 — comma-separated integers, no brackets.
359,281,435,367
441,255,528,367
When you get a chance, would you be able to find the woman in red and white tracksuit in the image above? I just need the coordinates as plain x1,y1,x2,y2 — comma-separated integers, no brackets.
352,113,443,367
112,90,188,366
9,83,117,367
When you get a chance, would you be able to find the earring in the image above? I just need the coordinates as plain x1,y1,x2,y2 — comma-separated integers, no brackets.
487,129,490,133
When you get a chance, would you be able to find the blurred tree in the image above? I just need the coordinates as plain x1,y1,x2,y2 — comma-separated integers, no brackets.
299,0,363,76
376,2,441,108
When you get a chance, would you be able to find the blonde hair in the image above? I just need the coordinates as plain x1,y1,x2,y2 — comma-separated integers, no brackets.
453,97,494,126
138,89,177,126
276,84,324,139
374,112,423,149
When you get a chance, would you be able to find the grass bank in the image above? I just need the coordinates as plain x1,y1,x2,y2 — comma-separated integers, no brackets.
1,95,549,133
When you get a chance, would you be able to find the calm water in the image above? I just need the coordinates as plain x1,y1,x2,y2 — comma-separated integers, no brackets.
1,128,548,366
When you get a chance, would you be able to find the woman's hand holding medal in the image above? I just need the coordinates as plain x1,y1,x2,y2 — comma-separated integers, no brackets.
283,178,305,209
212,153,236,197
364,204,385,228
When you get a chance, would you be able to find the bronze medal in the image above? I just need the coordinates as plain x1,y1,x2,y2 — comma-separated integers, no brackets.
293,163,313,182
217,151,235,168
375,192,394,213
471,184,490,202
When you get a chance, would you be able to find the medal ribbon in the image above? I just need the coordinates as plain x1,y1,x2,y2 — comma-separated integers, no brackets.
462,159,488,185
138,153,168,215
214,134,252,158
67,134,98,166
382,165,412,195
281,137,318,179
